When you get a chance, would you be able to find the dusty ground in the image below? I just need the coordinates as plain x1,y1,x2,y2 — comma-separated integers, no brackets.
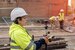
0,25,75,50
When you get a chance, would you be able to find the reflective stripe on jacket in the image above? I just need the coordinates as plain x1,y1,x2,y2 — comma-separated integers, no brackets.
9,23,36,50
59,13,64,21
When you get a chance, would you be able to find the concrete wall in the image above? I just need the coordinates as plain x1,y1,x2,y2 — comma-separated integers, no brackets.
18,0,49,18
49,0,68,16
0,0,16,17
72,0,75,8
0,0,68,18
72,0,75,14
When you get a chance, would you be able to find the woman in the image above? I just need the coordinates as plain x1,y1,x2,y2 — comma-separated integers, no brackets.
9,7,49,50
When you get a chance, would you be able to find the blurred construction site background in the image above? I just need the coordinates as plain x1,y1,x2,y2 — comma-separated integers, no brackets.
0,0,75,26
0,0,75,50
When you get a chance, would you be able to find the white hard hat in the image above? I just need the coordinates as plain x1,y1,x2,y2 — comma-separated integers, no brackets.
60,9,64,12
10,7,28,21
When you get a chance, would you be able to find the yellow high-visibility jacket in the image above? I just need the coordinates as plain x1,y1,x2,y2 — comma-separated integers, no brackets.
9,23,36,50
49,16,55,20
58,13,64,21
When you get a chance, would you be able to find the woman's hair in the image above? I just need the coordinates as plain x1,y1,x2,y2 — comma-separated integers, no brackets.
13,17,22,24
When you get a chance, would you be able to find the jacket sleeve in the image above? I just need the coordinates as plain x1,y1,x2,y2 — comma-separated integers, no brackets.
34,38,46,50
13,29,36,50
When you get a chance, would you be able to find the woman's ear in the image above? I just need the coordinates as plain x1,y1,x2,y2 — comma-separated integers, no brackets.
18,18,22,24
18,18,22,21
17,18,19,21
17,18,21,24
